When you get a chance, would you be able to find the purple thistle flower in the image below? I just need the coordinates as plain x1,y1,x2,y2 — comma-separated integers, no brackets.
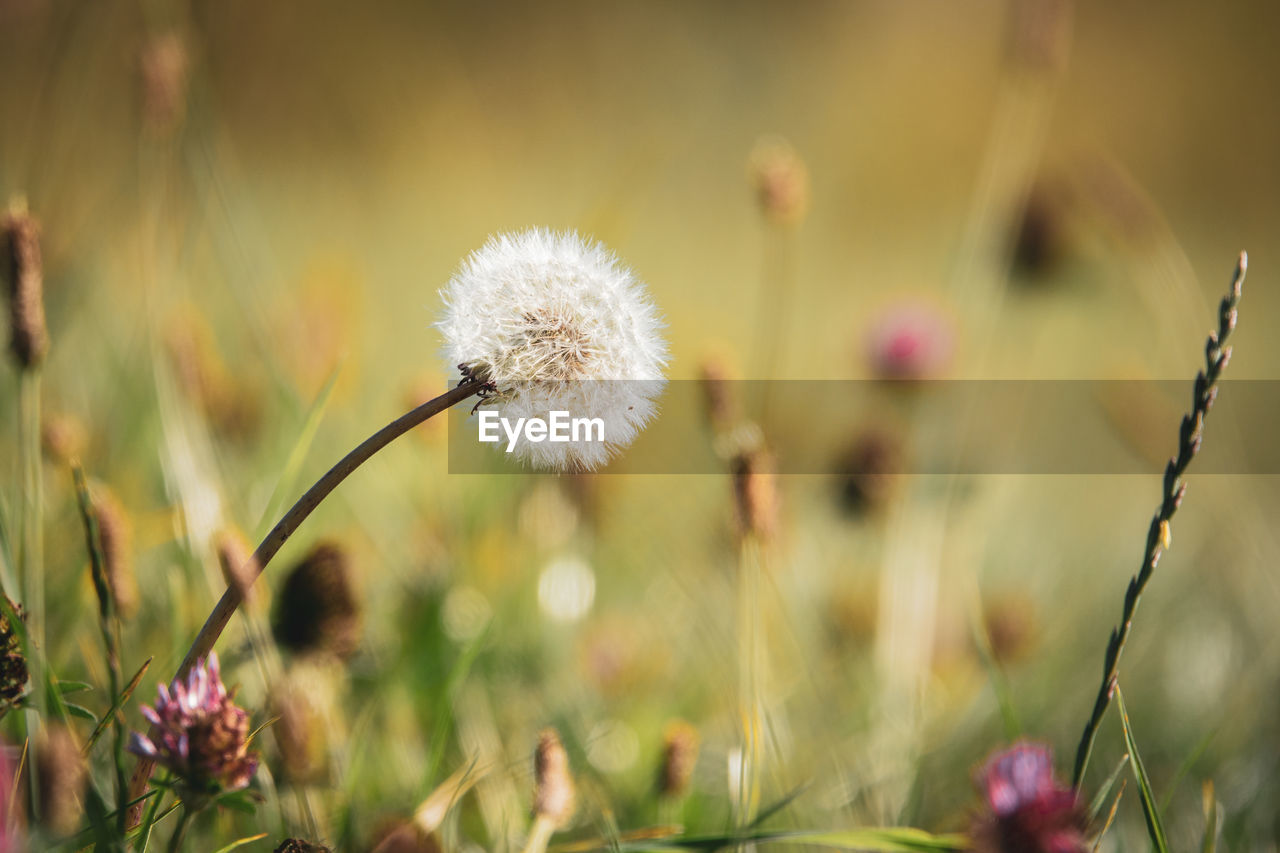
969,742,1087,853
128,653,259,796
866,302,953,381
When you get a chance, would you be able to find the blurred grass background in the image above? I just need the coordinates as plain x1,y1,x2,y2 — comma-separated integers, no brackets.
1,0,1279,850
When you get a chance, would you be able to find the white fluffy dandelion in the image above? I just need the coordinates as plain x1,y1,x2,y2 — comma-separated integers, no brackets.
438,229,668,471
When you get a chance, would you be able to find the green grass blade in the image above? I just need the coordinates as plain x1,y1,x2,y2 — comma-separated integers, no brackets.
423,623,488,789
967,592,1021,740
1158,726,1218,814
84,656,153,753
1087,753,1130,824
566,828,966,853
746,782,811,830
1201,781,1219,853
779,829,968,851
1116,687,1171,853
1090,778,1125,853
253,361,343,539
211,834,269,853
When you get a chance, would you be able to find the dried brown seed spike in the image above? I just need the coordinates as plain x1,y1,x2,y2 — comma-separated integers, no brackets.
658,719,700,798
272,541,361,661
533,728,575,828
747,137,810,227
2,206,48,370
35,724,87,835
92,484,138,621
731,448,778,541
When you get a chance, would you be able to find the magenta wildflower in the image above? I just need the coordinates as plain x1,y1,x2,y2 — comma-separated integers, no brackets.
0,740,22,853
866,303,953,380
969,742,1087,853
128,653,259,797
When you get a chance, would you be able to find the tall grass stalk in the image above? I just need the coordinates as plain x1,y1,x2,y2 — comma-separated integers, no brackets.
753,227,796,423
17,371,44,813
735,535,765,834
1070,252,1247,789
71,465,129,834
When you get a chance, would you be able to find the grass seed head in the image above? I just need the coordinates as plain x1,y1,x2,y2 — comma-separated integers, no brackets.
658,719,700,798
533,728,576,828
0,600,28,719
91,483,138,621
272,541,361,661
748,136,810,227
2,204,48,371
731,448,778,541
35,724,86,836
274,839,332,853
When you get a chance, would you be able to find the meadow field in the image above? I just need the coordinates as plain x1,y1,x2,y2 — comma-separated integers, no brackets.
1,2,1278,851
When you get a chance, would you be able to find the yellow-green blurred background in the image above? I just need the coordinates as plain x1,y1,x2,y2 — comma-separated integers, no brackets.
2,1,1278,850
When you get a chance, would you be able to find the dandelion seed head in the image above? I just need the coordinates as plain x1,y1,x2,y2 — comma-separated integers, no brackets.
438,229,668,471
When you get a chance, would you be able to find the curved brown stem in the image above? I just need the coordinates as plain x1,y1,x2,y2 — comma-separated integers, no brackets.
127,379,481,827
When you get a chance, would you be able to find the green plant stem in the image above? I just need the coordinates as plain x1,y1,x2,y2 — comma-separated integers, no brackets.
17,371,43,811
126,378,481,827
519,813,555,853
736,535,764,833
165,805,193,853
1071,252,1246,789
71,464,129,832
754,224,795,423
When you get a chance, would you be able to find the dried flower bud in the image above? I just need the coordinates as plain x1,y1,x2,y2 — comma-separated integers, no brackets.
3,206,48,370
139,31,190,136
127,653,260,798
698,355,737,437
272,684,325,785
834,430,900,515
0,599,28,719
35,724,86,835
272,542,361,661
165,310,263,441
41,413,88,465
731,448,777,541
748,137,810,227
981,593,1039,665
216,527,259,606
658,720,700,798
91,484,138,621
533,728,575,828
969,742,1086,853
274,838,332,853
370,823,442,853
1012,184,1070,281
1006,0,1073,75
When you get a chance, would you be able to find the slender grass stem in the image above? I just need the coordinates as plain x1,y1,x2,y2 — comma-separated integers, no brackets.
736,535,764,836
71,464,129,832
754,225,794,422
165,805,193,853
1070,252,1247,789
126,379,482,827
520,814,555,853
17,371,43,812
